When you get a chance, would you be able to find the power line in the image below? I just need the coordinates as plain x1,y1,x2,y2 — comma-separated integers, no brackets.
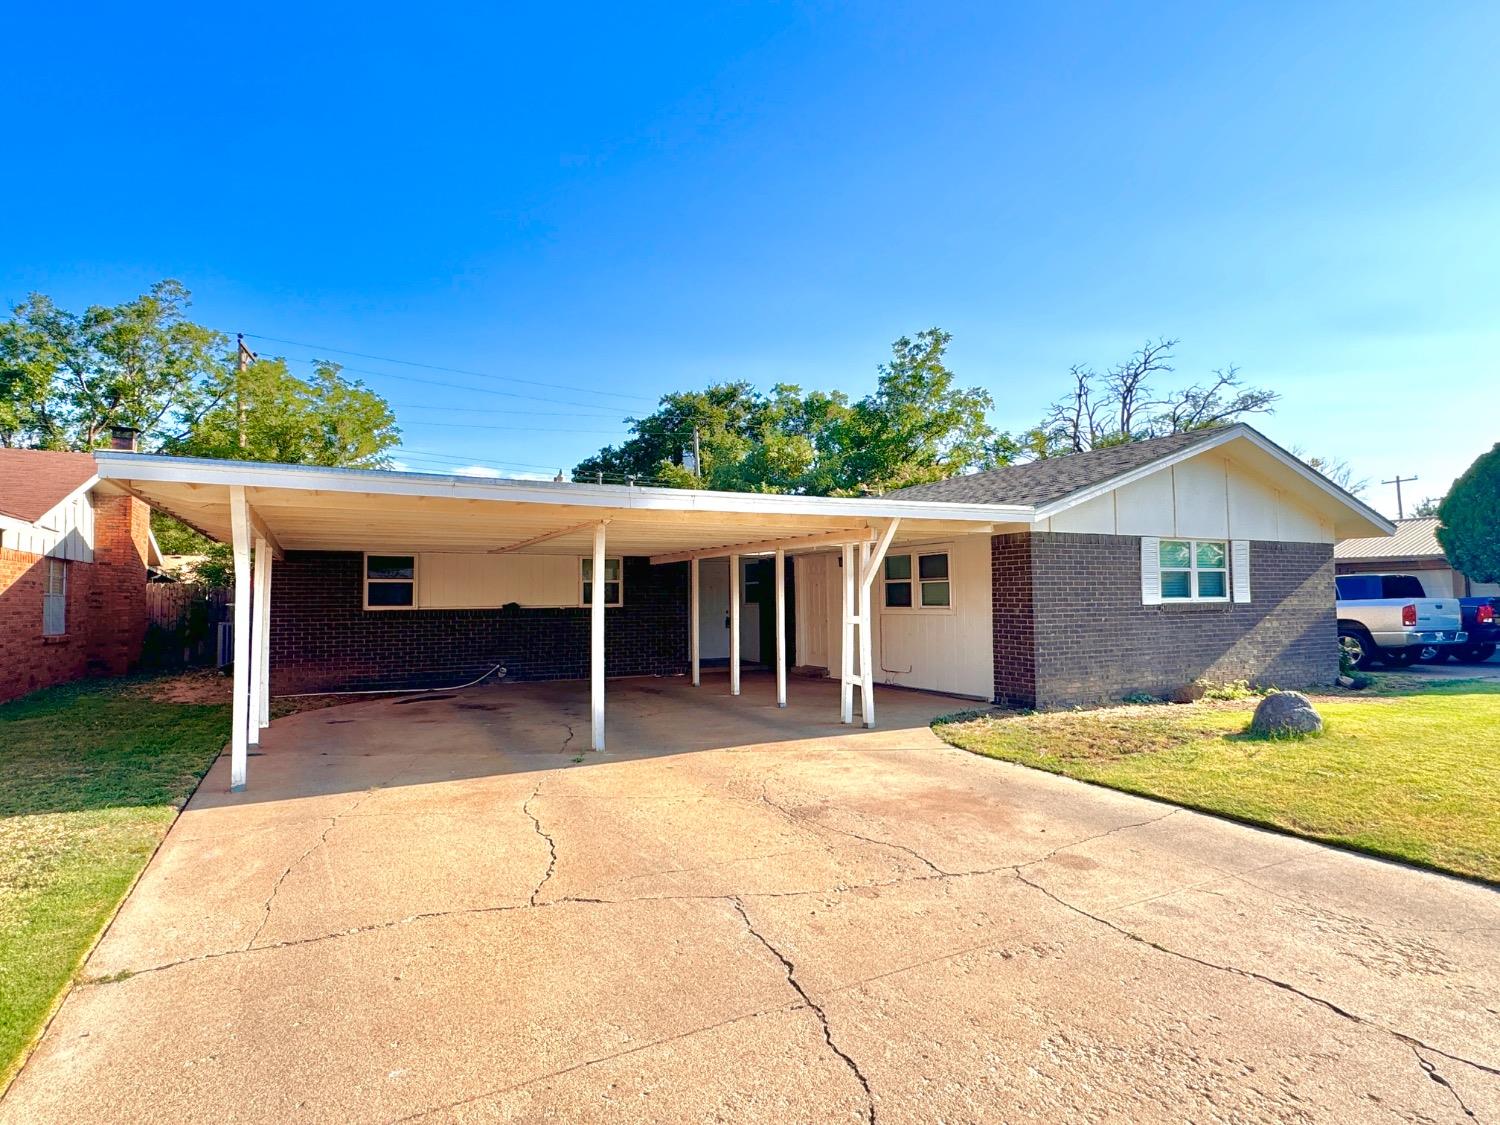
242,332,657,403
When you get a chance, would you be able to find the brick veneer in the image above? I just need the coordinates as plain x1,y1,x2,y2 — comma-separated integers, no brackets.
992,531,1337,708
269,551,690,693
0,492,150,703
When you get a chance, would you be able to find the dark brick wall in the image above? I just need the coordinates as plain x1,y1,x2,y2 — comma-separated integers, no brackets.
992,531,1337,709
269,551,689,693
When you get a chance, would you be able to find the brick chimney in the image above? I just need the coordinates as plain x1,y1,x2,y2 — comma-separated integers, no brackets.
109,425,139,452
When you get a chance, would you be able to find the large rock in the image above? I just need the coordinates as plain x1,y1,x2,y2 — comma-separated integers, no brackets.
1249,690,1323,736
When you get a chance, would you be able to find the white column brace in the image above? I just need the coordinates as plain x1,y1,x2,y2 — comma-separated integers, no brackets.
728,553,741,696
839,541,855,725
857,541,875,728
258,547,273,729
228,486,252,791
248,535,270,745
774,548,787,708
690,557,700,688
591,521,606,751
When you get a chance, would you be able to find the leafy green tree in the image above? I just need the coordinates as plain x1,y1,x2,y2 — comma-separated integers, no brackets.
0,281,226,449
830,329,997,493
1437,444,1500,582
572,329,998,495
169,357,399,467
1410,495,1443,518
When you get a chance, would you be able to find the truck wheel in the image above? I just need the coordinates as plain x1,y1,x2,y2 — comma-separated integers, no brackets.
1386,647,1419,667
1455,643,1497,664
1338,628,1377,671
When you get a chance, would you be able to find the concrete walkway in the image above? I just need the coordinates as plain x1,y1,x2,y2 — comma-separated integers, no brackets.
4,672,1497,1123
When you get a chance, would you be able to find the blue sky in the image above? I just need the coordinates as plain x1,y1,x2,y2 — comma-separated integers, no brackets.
4,2,1496,514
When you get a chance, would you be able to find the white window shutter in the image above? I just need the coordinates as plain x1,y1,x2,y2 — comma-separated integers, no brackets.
1231,540,1251,603
1141,537,1162,605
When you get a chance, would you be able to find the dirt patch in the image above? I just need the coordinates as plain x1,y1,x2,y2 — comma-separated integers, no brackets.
126,670,231,706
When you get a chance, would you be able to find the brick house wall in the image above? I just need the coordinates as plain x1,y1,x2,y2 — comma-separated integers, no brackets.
0,492,150,703
992,531,1337,709
269,551,690,693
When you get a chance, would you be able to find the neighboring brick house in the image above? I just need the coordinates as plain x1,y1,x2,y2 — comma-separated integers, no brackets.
0,437,159,703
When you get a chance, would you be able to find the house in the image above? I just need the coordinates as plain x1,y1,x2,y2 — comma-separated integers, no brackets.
92,422,1391,791
1335,516,1499,599
0,431,160,703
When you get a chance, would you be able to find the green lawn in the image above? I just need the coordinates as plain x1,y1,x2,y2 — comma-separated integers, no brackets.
934,679,1500,884
0,678,227,1088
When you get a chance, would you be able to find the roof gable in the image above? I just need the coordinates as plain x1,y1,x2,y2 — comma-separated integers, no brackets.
890,429,1216,507
0,449,98,523
889,424,1393,540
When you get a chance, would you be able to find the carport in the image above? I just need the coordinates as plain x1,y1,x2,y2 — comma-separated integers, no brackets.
95,452,1023,789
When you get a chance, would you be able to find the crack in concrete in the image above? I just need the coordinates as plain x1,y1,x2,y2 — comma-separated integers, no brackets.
558,722,575,755
523,781,558,907
1010,868,1500,1083
245,789,372,951
1414,1047,1478,1120
1014,807,1181,871
732,897,877,1125
756,783,951,877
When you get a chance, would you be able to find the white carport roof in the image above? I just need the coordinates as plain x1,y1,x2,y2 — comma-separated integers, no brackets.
93,452,1032,557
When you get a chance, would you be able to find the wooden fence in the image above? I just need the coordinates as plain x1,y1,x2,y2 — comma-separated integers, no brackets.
144,584,232,667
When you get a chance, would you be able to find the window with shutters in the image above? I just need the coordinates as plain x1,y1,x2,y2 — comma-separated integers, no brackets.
1158,539,1229,602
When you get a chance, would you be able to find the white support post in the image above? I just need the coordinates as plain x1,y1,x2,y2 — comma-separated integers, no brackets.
840,542,855,724
854,519,900,729
228,486,252,791
248,535,269,745
591,521,606,751
774,548,787,708
690,557,700,687
258,543,273,732
728,553,741,696
857,541,875,728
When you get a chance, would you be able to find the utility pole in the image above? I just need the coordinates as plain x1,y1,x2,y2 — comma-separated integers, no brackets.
1381,473,1418,519
236,333,255,450
693,427,701,480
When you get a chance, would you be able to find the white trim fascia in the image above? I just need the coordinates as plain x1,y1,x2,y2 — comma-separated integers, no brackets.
146,526,164,567
1030,425,1396,536
94,453,1032,524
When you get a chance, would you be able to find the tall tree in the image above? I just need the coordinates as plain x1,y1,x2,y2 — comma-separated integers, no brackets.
1437,444,1500,582
830,329,997,493
572,329,997,495
1020,339,1279,457
170,356,400,467
0,281,226,449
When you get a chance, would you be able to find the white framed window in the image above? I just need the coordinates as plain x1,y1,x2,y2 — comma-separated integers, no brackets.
580,556,623,607
364,553,417,609
1158,539,1228,602
883,550,952,611
42,558,67,635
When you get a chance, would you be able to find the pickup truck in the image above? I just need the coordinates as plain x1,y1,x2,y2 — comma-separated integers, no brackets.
1334,573,1467,670
1420,596,1498,664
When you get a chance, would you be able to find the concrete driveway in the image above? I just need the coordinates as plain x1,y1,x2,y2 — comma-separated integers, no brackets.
4,673,1498,1123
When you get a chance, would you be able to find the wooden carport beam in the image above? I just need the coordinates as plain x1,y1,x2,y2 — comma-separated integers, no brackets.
490,518,609,555
246,505,285,561
649,527,875,566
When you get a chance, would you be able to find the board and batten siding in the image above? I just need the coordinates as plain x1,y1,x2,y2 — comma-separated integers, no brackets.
417,552,581,608
1038,453,1336,544
793,532,994,699
0,490,95,561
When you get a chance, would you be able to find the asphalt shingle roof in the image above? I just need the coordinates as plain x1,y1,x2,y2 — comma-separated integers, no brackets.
888,427,1229,507
1336,517,1443,560
0,448,98,523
